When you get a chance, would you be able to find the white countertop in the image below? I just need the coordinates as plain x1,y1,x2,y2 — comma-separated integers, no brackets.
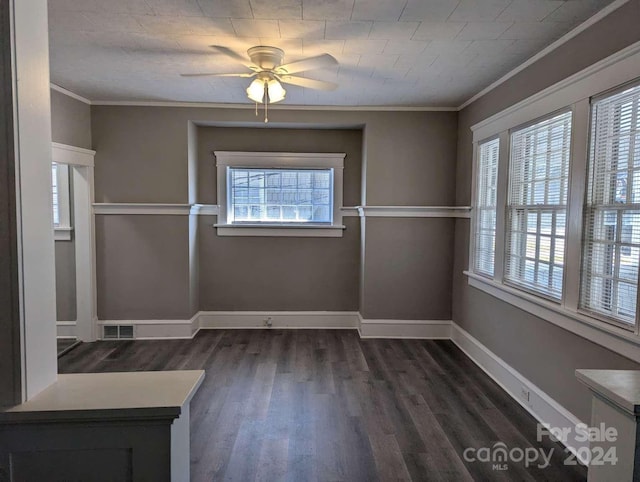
0,370,205,423
576,369,640,416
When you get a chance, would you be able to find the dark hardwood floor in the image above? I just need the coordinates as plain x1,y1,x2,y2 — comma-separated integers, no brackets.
59,329,587,481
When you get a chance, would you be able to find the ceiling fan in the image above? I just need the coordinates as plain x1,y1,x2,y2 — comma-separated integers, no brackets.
181,46,339,122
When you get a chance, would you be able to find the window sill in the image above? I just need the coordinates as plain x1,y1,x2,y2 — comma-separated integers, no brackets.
214,223,346,237
54,227,73,241
464,270,640,363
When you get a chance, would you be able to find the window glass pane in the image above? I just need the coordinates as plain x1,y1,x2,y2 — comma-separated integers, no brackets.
297,172,312,188
473,138,500,276
234,205,248,219
298,206,312,221
249,172,265,188
229,168,333,224
282,206,296,220
232,170,248,187
505,111,572,299
581,83,640,327
266,172,280,187
282,172,297,188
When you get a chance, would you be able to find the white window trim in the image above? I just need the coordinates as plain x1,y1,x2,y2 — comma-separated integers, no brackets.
214,151,346,237
53,163,72,241
467,40,640,359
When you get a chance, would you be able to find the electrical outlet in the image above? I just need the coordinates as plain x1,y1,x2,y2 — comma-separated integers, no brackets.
520,386,530,402
264,317,273,327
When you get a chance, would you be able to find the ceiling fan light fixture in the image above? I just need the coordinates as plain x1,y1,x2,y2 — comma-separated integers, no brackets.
246,78,266,103
267,79,286,103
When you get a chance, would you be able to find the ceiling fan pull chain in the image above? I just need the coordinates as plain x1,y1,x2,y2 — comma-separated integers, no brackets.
264,83,269,123
255,101,258,117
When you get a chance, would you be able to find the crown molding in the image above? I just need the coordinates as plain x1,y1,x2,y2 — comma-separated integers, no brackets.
50,83,92,105
90,100,458,111
48,83,457,111
457,0,630,111
470,39,640,141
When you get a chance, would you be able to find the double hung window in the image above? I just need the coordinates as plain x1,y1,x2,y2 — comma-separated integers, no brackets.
504,111,572,300
580,83,640,328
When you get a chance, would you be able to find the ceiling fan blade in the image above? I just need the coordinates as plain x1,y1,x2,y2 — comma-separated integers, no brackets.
208,45,257,69
180,72,256,78
278,75,338,91
276,54,337,75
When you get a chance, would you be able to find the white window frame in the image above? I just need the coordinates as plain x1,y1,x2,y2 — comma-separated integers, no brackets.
466,41,640,362
214,151,346,237
53,162,72,241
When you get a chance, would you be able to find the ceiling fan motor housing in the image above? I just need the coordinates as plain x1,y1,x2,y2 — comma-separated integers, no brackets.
247,46,285,71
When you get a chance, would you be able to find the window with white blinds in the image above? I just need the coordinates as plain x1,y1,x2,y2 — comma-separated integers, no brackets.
228,168,333,224
580,83,640,328
474,138,499,277
51,162,71,240
504,111,572,299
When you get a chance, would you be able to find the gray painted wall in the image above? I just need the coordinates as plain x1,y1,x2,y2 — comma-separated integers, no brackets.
91,107,458,319
91,108,457,206
453,0,640,422
196,127,363,206
199,216,361,311
50,88,92,322
362,218,454,320
55,240,76,321
50,89,91,149
198,127,361,312
95,215,191,320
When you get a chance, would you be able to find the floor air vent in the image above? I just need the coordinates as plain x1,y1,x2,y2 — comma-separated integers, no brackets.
103,325,134,339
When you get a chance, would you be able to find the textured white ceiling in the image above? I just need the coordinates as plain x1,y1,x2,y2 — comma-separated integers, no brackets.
48,0,613,106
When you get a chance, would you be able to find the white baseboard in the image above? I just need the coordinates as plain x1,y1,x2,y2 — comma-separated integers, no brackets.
450,322,588,465
57,321,76,338
358,315,452,338
198,311,359,329
96,312,455,338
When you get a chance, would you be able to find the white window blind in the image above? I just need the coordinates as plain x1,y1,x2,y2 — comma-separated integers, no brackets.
580,83,640,327
474,138,500,277
52,163,60,226
228,168,333,224
505,111,572,299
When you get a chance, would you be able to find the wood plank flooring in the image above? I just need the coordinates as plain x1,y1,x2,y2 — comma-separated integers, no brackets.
59,329,587,481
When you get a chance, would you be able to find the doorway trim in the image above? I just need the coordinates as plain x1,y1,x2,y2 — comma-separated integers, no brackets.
52,142,97,342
